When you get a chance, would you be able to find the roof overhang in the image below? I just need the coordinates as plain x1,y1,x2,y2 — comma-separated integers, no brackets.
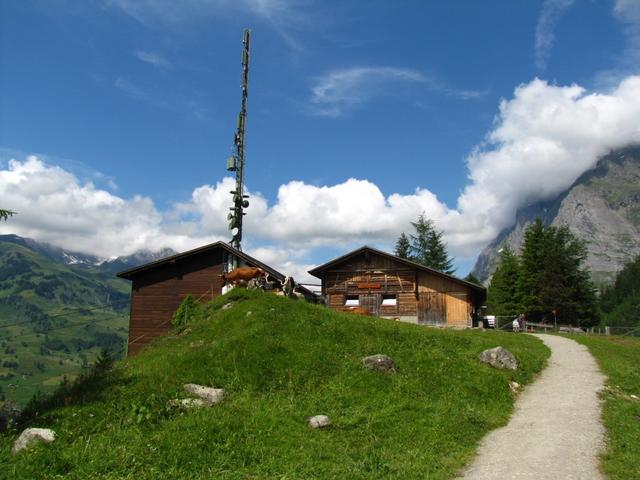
308,245,485,293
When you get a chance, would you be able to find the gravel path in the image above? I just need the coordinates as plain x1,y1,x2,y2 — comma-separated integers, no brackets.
459,334,607,480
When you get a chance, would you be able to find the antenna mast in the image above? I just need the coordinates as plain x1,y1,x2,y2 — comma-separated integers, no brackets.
226,29,251,251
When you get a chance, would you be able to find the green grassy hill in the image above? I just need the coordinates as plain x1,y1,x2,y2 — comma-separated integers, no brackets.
0,239,129,405
2,289,549,479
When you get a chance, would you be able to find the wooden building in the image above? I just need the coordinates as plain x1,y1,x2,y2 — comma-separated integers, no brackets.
118,242,311,355
309,246,485,327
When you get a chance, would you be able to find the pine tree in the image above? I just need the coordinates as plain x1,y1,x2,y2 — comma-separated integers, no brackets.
0,209,15,221
517,219,597,325
407,214,455,274
487,245,521,315
394,233,410,258
463,273,482,285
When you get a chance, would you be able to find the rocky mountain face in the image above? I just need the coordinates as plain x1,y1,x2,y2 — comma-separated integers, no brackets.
472,146,640,285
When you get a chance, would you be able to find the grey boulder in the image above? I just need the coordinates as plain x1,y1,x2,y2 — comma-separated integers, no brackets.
308,415,331,429
478,346,518,370
362,354,397,373
183,384,225,405
12,428,56,454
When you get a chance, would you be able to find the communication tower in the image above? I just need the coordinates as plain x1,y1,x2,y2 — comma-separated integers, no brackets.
226,29,251,251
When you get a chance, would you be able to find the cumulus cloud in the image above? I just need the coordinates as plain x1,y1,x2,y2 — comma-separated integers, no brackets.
310,67,484,117
3,75,640,275
458,75,640,247
0,156,230,257
535,0,576,71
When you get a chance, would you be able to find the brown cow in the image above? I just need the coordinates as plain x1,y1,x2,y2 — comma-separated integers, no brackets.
222,267,267,286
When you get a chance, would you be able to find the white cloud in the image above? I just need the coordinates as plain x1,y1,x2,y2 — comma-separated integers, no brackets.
457,75,640,247
310,66,484,117
535,0,576,71
134,50,171,68
3,76,640,276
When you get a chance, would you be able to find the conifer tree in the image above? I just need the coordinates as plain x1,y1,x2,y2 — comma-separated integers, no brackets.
0,209,15,221
394,232,410,259
487,246,521,315
407,214,455,274
517,219,597,325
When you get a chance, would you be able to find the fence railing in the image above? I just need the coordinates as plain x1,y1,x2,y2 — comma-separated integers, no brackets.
483,315,640,337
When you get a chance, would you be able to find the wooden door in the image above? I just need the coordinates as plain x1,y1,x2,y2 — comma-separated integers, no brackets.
418,292,446,325
359,294,381,317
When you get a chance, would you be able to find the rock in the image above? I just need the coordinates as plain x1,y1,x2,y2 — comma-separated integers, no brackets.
478,347,518,370
509,381,521,393
183,384,225,405
308,415,331,429
362,354,397,373
178,328,193,336
168,398,206,409
12,428,56,454
222,302,234,310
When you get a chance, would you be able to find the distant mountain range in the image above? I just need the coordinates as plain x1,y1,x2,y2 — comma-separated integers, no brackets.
472,145,640,285
0,234,175,405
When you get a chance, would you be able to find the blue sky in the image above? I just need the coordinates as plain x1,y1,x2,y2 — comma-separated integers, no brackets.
2,0,640,281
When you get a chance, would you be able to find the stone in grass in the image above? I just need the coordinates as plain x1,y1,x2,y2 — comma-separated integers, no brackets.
478,346,518,370
183,384,225,405
12,428,56,454
362,354,397,373
308,415,331,429
509,381,521,393
168,398,207,409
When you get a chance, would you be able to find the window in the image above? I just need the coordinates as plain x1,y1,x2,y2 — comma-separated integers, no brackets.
345,295,359,306
381,295,397,306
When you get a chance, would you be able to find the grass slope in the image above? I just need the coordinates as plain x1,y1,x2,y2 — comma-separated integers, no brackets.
1,290,549,479
0,241,129,405
571,335,640,480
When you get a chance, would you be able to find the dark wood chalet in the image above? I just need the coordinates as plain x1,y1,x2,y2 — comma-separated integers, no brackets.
309,246,485,327
118,242,311,355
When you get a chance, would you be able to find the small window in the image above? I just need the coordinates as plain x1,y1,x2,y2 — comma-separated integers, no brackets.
381,295,397,306
345,295,359,306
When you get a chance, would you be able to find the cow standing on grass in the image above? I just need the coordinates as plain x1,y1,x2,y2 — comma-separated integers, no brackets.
222,267,268,288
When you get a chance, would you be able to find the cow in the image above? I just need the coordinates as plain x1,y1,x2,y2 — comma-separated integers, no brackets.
222,267,268,287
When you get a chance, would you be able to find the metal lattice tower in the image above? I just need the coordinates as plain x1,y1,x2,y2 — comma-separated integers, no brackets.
226,29,251,251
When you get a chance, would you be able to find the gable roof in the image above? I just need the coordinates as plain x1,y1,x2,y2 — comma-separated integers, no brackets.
308,245,485,292
117,241,282,281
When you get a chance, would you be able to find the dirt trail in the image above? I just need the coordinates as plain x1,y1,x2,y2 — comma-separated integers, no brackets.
459,334,607,480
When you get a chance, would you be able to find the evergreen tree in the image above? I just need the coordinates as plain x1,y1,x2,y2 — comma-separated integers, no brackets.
517,219,597,325
463,273,482,285
487,246,522,315
408,214,455,274
599,255,640,327
394,233,410,259
0,209,15,221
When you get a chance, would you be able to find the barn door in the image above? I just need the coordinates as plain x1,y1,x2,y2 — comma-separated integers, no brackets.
418,292,446,325
359,294,380,317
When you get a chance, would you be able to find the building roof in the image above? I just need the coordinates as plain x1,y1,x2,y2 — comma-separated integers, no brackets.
308,245,485,292
117,241,281,280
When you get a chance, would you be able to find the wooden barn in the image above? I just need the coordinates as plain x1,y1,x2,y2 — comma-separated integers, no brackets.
118,242,313,355
309,246,485,327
